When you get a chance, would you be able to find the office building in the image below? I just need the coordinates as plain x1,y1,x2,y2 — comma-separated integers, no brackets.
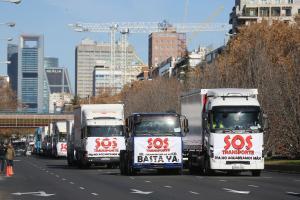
44,57,59,68
148,28,187,69
75,38,144,98
230,0,300,33
17,35,44,113
7,44,18,93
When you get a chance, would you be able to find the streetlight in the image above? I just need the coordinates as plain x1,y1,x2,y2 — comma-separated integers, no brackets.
0,0,21,4
0,22,15,27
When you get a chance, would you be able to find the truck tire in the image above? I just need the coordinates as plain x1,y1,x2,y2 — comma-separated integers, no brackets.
120,151,125,175
251,170,261,177
126,152,136,176
201,156,213,176
188,153,198,175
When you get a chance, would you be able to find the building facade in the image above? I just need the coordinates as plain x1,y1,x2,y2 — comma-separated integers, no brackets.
75,38,144,98
148,29,187,69
230,0,300,33
7,44,18,93
44,57,59,68
17,35,44,113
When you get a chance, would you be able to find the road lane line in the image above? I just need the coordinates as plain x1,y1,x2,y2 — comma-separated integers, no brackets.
130,177,135,180
91,193,99,196
219,180,227,182
164,186,173,188
56,175,60,178
145,180,151,183
248,185,259,188
223,188,250,194
286,192,300,196
79,187,85,190
62,178,66,181
189,191,200,195
70,182,74,185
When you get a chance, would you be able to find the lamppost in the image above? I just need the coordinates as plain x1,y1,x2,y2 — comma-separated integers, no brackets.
0,0,21,4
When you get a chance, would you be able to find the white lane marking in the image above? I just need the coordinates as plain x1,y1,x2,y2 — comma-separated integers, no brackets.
13,160,21,162
62,178,66,181
12,191,55,197
70,182,74,185
248,185,259,188
97,169,103,172
91,193,99,196
130,177,135,180
50,173,54,175
131,189,153,195
79,187,85,190
223,188,250,194
286,192,300,195
189,191,200,195
145,180,151,183
164,186,173,188
46,171,49,173
219,180,227,182
56,175,60,178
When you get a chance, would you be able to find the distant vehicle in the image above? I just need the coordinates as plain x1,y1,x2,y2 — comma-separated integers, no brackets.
181,88,267,176
120,112,189,175
12,141,26,157
69,104,125,168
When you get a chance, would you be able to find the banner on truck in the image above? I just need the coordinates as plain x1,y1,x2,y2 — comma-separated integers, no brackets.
57,142,67,156
134,137,182,164
87,137,125,157
213,134,263,161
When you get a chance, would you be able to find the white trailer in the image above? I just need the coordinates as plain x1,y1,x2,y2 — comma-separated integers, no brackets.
52,121,68,157
72,104,125,168
181,88,267,176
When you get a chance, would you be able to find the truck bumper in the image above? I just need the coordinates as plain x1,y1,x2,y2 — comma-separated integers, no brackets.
87,157,120,164
133,163,183,169
210,159,264,170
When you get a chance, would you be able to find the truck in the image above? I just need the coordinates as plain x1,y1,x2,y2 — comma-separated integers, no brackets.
70,104,125,168
181,88,267,176
120,112,189,175
52,121,68,158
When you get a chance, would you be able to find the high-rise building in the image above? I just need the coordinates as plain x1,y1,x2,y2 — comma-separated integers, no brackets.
45,67,72,94
44,57,59,68
18,35,44,113
229,0,300,33
75,38,144,98
7,44,18,93
148,28,187,69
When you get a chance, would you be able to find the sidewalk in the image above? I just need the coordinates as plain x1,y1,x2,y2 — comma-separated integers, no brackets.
265,160,300,174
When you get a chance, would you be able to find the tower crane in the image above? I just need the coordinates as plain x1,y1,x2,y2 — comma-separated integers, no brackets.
69,21,230,92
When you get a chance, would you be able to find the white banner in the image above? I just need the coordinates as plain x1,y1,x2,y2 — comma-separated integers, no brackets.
57,142,67,157
134,137,182,164
86,137,125,157
213,133,263,161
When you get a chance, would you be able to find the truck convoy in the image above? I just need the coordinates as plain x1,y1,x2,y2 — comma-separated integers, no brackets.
69,104,125,168
120,112,188,175
181,88,266,176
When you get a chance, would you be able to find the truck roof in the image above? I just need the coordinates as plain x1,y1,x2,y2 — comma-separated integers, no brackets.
80,104,124,120
181,88,258,98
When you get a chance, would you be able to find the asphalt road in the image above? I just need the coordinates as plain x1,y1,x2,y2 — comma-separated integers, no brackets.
0,156,300,200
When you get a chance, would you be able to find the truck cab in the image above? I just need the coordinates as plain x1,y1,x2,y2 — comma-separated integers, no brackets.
120,113,188,175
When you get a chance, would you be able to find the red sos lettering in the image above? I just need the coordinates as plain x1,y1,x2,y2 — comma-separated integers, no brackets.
95,138,118,151
60,143,67,151
224,135,253,150
147,138,169,149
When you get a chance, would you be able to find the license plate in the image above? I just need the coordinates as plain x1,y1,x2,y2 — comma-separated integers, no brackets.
232,165,244,170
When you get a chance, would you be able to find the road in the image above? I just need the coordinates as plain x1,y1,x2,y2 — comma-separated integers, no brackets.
0,156,300,200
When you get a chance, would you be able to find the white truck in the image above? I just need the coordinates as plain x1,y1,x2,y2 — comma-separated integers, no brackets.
71,104,125,168
181,88,267,176
52,121,68,158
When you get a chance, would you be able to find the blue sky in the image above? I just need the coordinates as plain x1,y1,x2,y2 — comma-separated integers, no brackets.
0,0,233,89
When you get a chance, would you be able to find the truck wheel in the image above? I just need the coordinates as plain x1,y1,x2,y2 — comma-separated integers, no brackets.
188,153,197,175
202,157,213,176
126,152,136,176
120,152,125,175
251,170,261,177
67,154,73,166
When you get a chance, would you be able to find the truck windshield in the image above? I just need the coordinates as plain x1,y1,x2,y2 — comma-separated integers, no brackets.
211,106,261,132
134,116,181,136
59,133,67,142
87,126,124,137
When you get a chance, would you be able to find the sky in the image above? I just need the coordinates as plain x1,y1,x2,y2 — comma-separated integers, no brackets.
0,0,234,90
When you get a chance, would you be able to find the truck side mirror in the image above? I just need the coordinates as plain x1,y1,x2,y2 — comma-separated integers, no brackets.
263,114,269,130
183,118,189,133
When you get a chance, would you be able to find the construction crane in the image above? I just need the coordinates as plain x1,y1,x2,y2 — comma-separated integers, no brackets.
69,20,230,92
